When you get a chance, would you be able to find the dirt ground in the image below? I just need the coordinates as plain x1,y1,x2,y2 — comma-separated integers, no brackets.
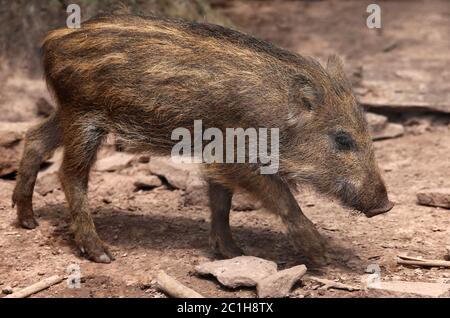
0,0,449,298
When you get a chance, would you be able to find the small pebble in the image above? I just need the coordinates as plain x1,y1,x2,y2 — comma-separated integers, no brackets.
2,286,13,295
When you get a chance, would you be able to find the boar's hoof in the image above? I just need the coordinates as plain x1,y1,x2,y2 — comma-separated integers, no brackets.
210,236,244,259
76,234,115,263
19,216,39,230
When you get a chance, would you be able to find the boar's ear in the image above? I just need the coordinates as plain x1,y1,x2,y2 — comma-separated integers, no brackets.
288,73,324,112
326,55,352,92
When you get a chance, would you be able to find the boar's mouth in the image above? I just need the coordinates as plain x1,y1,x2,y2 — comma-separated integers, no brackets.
335,178,394,217
364,200,394,218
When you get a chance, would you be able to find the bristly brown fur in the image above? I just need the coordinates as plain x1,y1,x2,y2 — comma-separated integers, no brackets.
13,14,391,265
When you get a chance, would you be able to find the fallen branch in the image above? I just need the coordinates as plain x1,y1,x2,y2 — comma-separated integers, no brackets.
307,276,360,291
397,254,450,268
5,275,64,298
156,271,204,298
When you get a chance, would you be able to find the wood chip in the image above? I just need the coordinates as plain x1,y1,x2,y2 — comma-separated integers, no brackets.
306,276,360,291
5,275,64,298
397,254,450,268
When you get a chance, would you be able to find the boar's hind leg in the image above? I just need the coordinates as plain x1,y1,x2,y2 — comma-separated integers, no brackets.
241,174,328,265
208,181,244,258
12,112,62,229
59,120,113,263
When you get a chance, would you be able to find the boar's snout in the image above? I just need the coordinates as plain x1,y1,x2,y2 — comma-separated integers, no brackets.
364,199,394,218
362,179,394,217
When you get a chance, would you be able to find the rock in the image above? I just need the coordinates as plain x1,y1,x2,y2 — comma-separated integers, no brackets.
2,286,13,295
137,155,151,163
367,112,388,133
366,113,404,141
368,281,449,297
96,173,136,195
94,152,135,172
35,172,60,196
372,123,405,141
0,121,35,176
146,157,262,210
195,256,278,288
416,188,450,209
357,58,450,114
404,116,433,135
36,97,55,117
257,265,307,298
184,172,208,206
232,192,261,211
134,175,162,191
148,157,196,190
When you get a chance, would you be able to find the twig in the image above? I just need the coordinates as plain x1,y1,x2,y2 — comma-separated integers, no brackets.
156,271,204,298
307,276,360,291
397,254,450,268
5,275,64,298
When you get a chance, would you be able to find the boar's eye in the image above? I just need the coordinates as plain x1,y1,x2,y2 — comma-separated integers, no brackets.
334,131,356,151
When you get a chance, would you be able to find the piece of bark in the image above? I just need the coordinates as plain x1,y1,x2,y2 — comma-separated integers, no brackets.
307,276,360,291
4,275,64,298
397,254,450,268
156,271,204,298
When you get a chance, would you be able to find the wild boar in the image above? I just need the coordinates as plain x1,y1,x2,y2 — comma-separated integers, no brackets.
12,14,393,264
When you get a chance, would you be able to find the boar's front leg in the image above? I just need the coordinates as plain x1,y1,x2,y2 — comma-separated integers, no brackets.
237,173,328,264
208,181,244,258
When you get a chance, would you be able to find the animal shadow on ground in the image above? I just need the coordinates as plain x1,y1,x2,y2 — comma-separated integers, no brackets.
33,203,362,272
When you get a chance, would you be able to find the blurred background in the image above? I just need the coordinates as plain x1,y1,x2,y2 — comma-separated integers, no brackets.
0,0,449,298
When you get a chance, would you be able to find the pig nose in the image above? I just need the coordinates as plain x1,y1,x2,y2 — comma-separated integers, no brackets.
365,200,394,218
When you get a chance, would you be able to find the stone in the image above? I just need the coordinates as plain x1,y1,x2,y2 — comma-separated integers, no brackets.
94,152,135,172
366,112,388,133
184,171,208,206
365,113,404,141
2,286,13,295
148,157,195,190
35,172,60,196
371,123,405,141
134,175,162,191
195,256,278,288
257,265,307,298
416,188,450,209
232,192,262,211
368,281,449,297
0,121,35,176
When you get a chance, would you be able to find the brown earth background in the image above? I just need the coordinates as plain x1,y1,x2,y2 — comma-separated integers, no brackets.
0,0,449,298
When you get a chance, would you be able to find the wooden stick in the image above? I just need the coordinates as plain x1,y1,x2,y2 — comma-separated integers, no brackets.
156,271,204,298
397,254,450,268
307,276,360,291
5,275,64,298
